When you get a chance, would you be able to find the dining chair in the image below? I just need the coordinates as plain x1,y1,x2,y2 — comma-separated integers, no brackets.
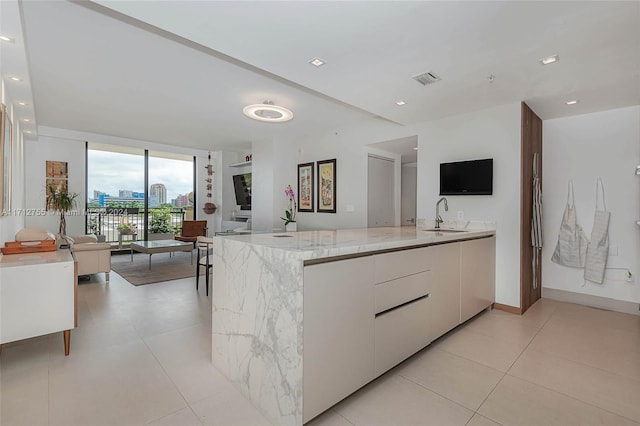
196,236,214,296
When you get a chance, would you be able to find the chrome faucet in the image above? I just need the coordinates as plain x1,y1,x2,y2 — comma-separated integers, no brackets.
435,197,449,229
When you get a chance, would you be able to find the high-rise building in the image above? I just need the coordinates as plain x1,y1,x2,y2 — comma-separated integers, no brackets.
149,184,167,206
174,194,189,207
119,189,133,198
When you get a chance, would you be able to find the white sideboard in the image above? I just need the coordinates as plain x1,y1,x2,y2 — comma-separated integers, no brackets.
0,249,77,355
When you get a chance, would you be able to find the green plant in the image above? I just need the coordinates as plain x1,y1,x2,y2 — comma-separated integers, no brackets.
280,185,297,226
149,208,176,234
117,222,137,234
46,185,79,235
88,217,101,235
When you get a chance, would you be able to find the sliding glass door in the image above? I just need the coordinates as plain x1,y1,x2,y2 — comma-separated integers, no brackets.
86,143,195,246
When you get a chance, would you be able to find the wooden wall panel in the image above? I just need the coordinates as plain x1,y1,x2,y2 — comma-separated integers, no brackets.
520,102,543,313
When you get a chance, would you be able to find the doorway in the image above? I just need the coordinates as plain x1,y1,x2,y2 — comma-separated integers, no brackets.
401,163,417,226
367,154,396,227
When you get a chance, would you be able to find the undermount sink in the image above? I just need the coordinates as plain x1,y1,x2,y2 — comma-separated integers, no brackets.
423,228,468,233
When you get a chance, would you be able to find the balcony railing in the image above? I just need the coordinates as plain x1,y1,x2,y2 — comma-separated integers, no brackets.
86,207,188,245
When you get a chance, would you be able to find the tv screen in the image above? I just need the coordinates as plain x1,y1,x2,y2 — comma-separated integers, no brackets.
232,173,252,210
440,158,493,195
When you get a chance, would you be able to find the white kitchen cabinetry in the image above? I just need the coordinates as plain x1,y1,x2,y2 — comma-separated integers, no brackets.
0,250,77,355
460,237,496,323
427,242,462,341
303,256,375,423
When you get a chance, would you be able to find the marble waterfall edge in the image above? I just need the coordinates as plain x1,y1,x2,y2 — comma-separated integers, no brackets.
213,237,303,425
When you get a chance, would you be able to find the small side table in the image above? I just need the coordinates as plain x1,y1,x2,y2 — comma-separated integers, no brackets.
118,232,138,249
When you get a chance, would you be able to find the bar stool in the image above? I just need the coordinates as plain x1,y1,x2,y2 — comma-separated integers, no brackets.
196,236,213,296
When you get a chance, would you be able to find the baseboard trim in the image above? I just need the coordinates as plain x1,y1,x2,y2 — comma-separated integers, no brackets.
492,303,523,315
543,288,640,317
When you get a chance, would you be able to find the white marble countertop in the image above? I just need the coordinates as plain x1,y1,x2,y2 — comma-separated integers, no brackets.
215,226,495,261
0,249,74,268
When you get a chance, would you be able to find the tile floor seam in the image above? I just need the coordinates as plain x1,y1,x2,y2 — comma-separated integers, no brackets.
522,345,640,385
471,312,550,422
503,372,640,425
143,406,202,426
138,334,192,424
395,372,479,415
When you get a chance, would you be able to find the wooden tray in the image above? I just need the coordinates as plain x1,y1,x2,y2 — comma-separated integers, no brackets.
1,240,58,255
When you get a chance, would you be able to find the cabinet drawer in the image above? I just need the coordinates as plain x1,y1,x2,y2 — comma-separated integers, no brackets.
373,247,430,283
374,296,431,376
375,271,429,314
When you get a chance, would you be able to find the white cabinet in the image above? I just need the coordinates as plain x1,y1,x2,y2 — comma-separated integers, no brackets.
460,237,496,323
303,256,375,423
302,236,495,423
0,250,77,355
427,242,462,341
374,282,431,376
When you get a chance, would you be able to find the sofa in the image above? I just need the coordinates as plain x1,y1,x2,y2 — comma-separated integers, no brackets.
15,228,111,281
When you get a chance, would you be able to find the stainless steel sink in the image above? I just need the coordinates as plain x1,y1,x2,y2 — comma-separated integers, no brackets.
423,228,468,233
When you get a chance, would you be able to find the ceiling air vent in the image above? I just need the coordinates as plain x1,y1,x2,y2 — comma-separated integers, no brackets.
412,71,441,86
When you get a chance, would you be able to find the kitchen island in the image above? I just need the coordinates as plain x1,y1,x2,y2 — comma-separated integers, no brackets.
212,226,496,425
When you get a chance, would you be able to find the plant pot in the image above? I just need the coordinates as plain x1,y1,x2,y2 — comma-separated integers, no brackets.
96,234,106,242
285,222,297,232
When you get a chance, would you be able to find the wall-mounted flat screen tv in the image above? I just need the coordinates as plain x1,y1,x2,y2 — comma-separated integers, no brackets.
440,158,493,195
232,173,252,210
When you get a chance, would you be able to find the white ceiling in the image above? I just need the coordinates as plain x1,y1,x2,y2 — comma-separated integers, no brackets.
7,1,640,151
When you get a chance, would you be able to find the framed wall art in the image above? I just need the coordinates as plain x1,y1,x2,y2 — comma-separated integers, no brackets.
297,162,314,212
317,158,336,213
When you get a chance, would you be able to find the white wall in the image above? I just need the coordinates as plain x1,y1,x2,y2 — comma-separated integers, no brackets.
543,106,640,303
267,103,523,307
0,87,26,245
416,103,522,307
24,135,86,235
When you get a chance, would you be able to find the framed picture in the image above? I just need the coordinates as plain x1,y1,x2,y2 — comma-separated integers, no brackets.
0,103,12,213
317,158,336,213
46,160,68,178
297,162,314,212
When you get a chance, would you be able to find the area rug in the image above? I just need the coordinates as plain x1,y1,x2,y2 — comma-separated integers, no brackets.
110,251,204,286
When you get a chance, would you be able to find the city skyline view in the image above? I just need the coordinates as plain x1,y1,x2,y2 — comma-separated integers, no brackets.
87,149,194,204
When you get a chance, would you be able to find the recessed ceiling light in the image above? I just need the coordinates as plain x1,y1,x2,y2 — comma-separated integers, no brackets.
25,130,32,134
412,147,418,151
18,102,28,106
243,101,293,123
23,119,31,122
539,54,559,65
9,76,22,82
0,34,14,43
566,100,578,105
309,57,326,67
396,100,407,106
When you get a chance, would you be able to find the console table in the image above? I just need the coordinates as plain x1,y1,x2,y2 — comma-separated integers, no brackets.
0,249,77,355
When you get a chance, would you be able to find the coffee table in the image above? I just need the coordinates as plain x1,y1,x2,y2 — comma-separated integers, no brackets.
130,240,193,270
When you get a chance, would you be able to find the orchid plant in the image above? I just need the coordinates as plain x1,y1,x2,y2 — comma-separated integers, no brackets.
280,185,297,226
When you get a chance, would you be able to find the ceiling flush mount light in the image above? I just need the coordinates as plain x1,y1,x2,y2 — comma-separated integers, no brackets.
566,100,578,105
539,54,559,65
9,76,22,82
413,147,419,150
309,57,326,67
0,34,15,43
396,100,406,106
25,130,32,134
23,118,30,122
18,102,28,106
243,101,293,123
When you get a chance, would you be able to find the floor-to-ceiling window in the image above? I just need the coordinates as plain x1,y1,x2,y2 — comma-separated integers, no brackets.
86,143,195,246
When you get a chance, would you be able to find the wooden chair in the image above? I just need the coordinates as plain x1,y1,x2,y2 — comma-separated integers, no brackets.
196,236,213,296
175,220,207,246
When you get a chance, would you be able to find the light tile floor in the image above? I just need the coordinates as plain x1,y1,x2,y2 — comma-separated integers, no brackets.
1,271,639,426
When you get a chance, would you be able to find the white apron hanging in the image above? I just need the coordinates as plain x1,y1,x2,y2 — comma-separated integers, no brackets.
584,178,610,284
531,153,543,289
551,180,588,268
